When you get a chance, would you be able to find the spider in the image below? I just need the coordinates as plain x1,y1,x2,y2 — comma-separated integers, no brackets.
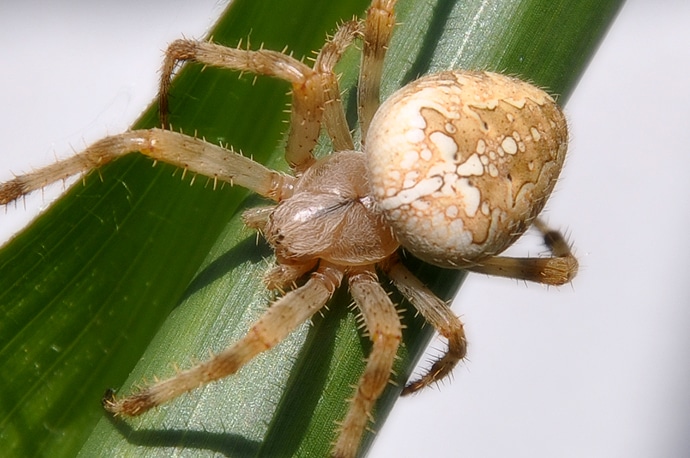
0,0,578,456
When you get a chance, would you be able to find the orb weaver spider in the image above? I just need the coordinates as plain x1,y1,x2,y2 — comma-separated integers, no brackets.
0,0,577,456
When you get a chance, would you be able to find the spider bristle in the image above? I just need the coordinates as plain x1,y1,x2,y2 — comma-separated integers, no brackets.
355,309,366,327
95,168,105,183
365,408,376,424
322,300,332,313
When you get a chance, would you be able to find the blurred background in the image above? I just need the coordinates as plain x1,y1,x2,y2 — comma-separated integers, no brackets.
1,1,688,456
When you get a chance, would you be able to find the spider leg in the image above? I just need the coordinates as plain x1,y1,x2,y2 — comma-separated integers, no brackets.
358,0,397,140
465,218,578,286
262,257,319,292
160,40,324,172
314,20,361,151
334,265,402,458
0,128,296,205
241,205,277,231
103,261,343,417
381,255,468,395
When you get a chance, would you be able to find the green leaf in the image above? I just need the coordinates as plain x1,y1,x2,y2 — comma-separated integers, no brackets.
0,0,623,457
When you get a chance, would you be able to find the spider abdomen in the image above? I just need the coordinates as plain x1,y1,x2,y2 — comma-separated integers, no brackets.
366,71,568,268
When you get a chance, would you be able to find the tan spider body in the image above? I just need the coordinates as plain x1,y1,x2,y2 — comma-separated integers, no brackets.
0,1,577,456
259,151,398,267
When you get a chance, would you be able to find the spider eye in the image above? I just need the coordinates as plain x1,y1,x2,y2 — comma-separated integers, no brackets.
365,71,568,268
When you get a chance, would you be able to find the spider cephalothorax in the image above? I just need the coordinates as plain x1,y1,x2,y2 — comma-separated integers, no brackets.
0,1,577,456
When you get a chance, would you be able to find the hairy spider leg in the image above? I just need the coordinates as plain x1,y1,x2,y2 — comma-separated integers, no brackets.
103,262,344,416
314,19,361,151
358,0,397,141
334,265,402,458
0,129,295,205
160,41,321,172
381,255,468,395
160,18,364,173
465,218,578,286
382,217,577,395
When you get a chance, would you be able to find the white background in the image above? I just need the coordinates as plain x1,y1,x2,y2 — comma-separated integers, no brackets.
1,1,689,457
